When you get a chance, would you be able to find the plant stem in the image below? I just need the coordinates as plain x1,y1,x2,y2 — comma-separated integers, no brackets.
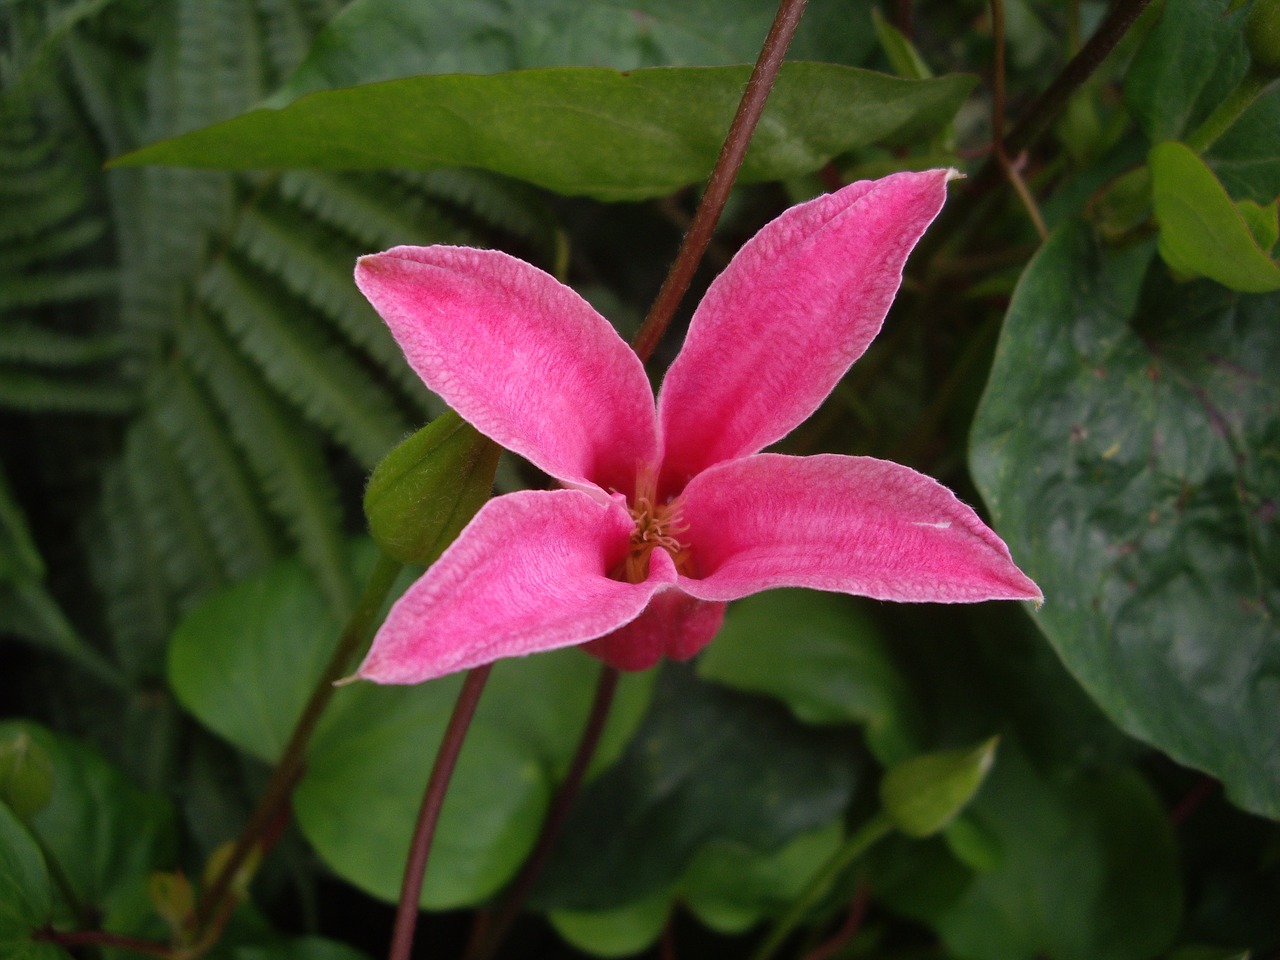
990,0,1049,241
629,0,810,364
750,813,894,960
388,664,493,960
1184,67,1275,154
196,551,403,928
466,665,621,960
34,927,177,959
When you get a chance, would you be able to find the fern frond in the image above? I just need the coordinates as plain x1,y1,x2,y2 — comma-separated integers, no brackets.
180,307,354,616
0,268,118,311
230,200,435,411
152,362,281,580
278,171,464,250
398,168,556,251
257,0,312,78
122,416,229,610
0,367,135,413
0,218,106,271
198,252,411,467
0,323,123,365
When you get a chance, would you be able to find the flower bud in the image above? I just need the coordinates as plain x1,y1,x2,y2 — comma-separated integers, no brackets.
879,736,999,838
364,412,501,565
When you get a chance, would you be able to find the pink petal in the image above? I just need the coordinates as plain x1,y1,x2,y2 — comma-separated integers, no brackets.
657,170,955,493
358,490,671,684
582,551,728,670
356,246,658,494
676,454,1042,604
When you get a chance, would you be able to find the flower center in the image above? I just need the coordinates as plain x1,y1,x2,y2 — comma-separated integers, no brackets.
618,492,693,583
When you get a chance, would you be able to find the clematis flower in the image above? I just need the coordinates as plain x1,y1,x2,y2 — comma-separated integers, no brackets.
354,168,1041,684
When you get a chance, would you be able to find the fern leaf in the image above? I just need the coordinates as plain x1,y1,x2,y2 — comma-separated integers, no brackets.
278,171,464,250
152,362,281,580
122,416,229,610
180,307,354,616
198,252,411,467
0,367,135,413
0,323,124,365
397,168,556,251
0,268,117,311
230,200,435,412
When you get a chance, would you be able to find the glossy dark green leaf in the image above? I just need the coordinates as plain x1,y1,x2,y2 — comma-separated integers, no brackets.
532,666,860,910
875,744,1181,960
1150,141,1280,292
167,546,652,908
1124,0,1250,142
970,221,1280,817
0,803,63,960
0,722,177,936
270,0,877,104
697,590,919,763
114,66,974,201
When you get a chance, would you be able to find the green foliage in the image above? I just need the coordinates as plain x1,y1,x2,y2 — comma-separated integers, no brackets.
118,65,975,202
5,0,1280,957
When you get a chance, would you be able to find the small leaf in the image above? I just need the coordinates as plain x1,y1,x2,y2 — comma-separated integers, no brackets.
147,871,194,938
880,738,999,839
1237,197,1279,252
872,8,933,79
364,412,500,565
0,732,53,822
548,888,671,959
0,803,59,958
113,65,974,201
1150,140,1280,292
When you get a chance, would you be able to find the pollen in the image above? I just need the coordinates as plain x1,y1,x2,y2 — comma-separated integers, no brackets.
620,494,693,583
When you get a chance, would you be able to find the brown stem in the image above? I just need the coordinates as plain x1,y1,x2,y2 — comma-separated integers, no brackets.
466,666,621,960
388,665,494,960
34,927,176,959
802,883,870,960
197,552,402,928
990,0,1049,240
629,0,810,364
920,0,1154,260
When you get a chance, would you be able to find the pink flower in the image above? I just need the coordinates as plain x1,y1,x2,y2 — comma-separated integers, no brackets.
354,168,1041,684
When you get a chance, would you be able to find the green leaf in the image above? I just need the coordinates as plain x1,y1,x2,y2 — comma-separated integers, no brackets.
680,822,845,934
0,731,54,822
364,412,501,566
230,938,373,960
970,221,1280,818
1237,197,1279,252
1125,0,1251,142
1150,141,1280,292
872,8,933,80
0,803,62,960
548,888,672,959
880,738,999,839
0,722,177,935
268,0,877,104
532,666,860,911
167,547,652,908
114,65,975,201
697,590,919,763
874,744,1181,960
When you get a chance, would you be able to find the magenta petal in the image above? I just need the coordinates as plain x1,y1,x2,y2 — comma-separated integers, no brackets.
357,490,667,684
582,552,728,670
677,454,1042,604
356,246,658,493
657,170,954,491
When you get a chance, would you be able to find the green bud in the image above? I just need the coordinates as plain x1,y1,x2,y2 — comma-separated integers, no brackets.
879,736,999,838
1246,0,1280,75
364,412,501,566
0,730,55,821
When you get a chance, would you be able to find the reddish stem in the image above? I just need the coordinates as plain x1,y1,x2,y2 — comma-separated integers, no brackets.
388,665,494,960
803,883,870,960
629,0,810,365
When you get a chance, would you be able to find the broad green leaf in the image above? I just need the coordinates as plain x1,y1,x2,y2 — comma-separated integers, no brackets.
880,738,999,839
970,221,1280,818
697,590,919,763
549,888,672,959
874,744,1181,960
270,0,877,105
168,546,652,909
531,666,860,911
1125,0,1251,142
1208,85,1280,202
680,822,845,934
0,722,177,936
114,65,975,201
0,803,62,960
1150,141,1280,292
